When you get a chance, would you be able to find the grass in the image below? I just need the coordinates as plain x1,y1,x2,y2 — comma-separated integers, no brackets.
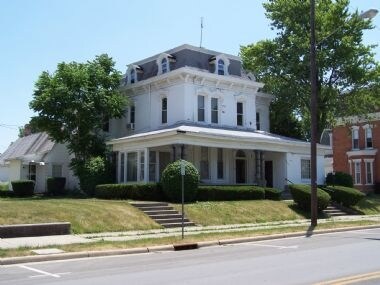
172,200,306,225
0,219,378,258
353,194,380,215
0,197,160,233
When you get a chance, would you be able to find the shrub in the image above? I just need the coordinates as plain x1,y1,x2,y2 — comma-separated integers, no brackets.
374,182,380,195
47,177,66,196
0,183,9,191
264,187,282,200
326,172,353,187
95,183,165,201
289,184,330,211
196,185,265,201
161,160,199,202
326,185,365,207
11,180,35,197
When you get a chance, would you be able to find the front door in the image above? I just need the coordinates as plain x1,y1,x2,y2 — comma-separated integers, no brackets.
159,152,171,179
235,159,246,183
265,161,273,188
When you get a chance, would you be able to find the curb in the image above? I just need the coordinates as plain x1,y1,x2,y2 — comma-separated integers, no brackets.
1,224,379,265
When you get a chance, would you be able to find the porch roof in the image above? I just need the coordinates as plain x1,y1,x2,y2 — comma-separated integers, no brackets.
108,124,330,155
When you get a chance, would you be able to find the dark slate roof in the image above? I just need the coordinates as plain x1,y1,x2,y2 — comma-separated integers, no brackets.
0,132,55,164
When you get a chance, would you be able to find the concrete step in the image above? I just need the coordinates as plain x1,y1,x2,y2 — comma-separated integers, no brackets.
144,210,178,215
130,202,168,208
155,218,190,224
149,214,183,219
323,204,350,217
160,222,196,228
135,206,173,211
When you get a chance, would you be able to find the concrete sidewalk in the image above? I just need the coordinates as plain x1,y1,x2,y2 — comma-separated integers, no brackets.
1,215,380,250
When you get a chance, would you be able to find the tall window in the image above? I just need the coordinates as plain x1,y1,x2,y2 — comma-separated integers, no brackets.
127,152,137,182
354,161,361,185
140,151,145,181
237,102,243,126
256,112,260,130
366,161,373,185
366,128,373,148
217,59,225,75
130,69,135,84
29,164,36,181
198,95,205,122
217,148,224,179
120,153,125,182
352,128,359,149
149,151,157,182
301,159,311,180
130,106,135,124
161,58,168,74
162,98,167,124
211,98,218,124
200,147,209,180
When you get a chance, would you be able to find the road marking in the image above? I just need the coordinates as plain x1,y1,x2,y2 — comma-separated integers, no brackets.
30,272,71,278
314,270,380,285
18,265,61,278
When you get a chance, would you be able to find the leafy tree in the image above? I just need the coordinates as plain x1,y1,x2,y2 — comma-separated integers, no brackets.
29,54,127,191
241,0,380,139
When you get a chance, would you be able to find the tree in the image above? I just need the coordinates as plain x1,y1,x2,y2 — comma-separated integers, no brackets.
29,54,127,191
241,0,380,139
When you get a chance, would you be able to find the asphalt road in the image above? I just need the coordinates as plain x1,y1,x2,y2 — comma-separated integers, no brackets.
1,228,380,285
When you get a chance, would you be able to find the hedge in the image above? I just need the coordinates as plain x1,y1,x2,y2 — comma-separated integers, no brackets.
326,172,353,188
95,183,165,201
11,180,35,197
47,177,66,196
264,188,282,200
289,184,330,211
196,185,265,201
325,186,365,207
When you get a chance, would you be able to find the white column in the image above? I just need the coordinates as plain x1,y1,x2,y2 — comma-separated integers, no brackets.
144,148,149,182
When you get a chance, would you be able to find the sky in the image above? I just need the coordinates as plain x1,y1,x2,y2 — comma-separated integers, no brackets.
0,0,379,153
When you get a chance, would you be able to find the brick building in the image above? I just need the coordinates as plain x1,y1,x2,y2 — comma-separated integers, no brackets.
332,112,380,192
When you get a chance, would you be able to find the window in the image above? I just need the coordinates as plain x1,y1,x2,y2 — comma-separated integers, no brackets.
130,69,135,84
217,148,224,179
161,58,168,74
52,165,62,177
352,128,359,149
162,98,167,124
130,106,135,124
149,151,157,182
366,128,373,148
120,153,125,182
211,98,218,124
198,95,205,122
301,159,311,180
140,151,145,181
354,161,361,185
256,112,260,130
29,164,36,181
127,152,137,182
366,161,373,185
237,102,243,126
200,147,209,180
217,59,225,75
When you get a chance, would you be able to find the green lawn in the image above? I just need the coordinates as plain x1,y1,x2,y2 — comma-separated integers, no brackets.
353,194,380,215
0,197,160,233
172,200,305,225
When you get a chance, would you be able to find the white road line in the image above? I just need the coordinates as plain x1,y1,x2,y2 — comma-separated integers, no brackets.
30,272,71,278
18,265,61,278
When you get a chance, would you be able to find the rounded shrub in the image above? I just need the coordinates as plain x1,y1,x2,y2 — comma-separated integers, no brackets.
264,187,281,200
47,177,66,196
11,180,35,197
196,185,265,201
289,184,330,211
326,186,365,207
326,172,353,188
161,160,199,202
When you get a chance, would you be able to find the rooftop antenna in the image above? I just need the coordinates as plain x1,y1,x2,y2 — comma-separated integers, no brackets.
200,17,204,48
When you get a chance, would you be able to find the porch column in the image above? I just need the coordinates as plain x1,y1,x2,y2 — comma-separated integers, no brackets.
260,151,266,187
255,150,261,183
144,148,149,182
172,145,176,162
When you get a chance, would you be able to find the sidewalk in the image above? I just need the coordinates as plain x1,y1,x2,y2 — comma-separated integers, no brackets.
1,215,380,250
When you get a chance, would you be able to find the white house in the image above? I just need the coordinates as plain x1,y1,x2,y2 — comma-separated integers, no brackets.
107,44,329,189
0,132,78,192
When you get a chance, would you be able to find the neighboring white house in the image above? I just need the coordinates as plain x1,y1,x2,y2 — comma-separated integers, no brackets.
0,132,78,192
107,44,329,190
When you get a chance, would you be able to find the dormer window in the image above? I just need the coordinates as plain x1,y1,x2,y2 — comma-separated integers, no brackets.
126,65,143,84
157,53,176,75
217,59,225,75
162,58,168,74
130,69,135,84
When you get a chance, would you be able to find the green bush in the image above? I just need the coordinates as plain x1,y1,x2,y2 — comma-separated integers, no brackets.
374,182,380,195
326,186,365,207
264,187,282,200
47,177,66,196
161,160,199,202
196,185,265,201
11,180,35,197
0,183,9,191
326,172,353,187
95,183,165,201
289,184,330,211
